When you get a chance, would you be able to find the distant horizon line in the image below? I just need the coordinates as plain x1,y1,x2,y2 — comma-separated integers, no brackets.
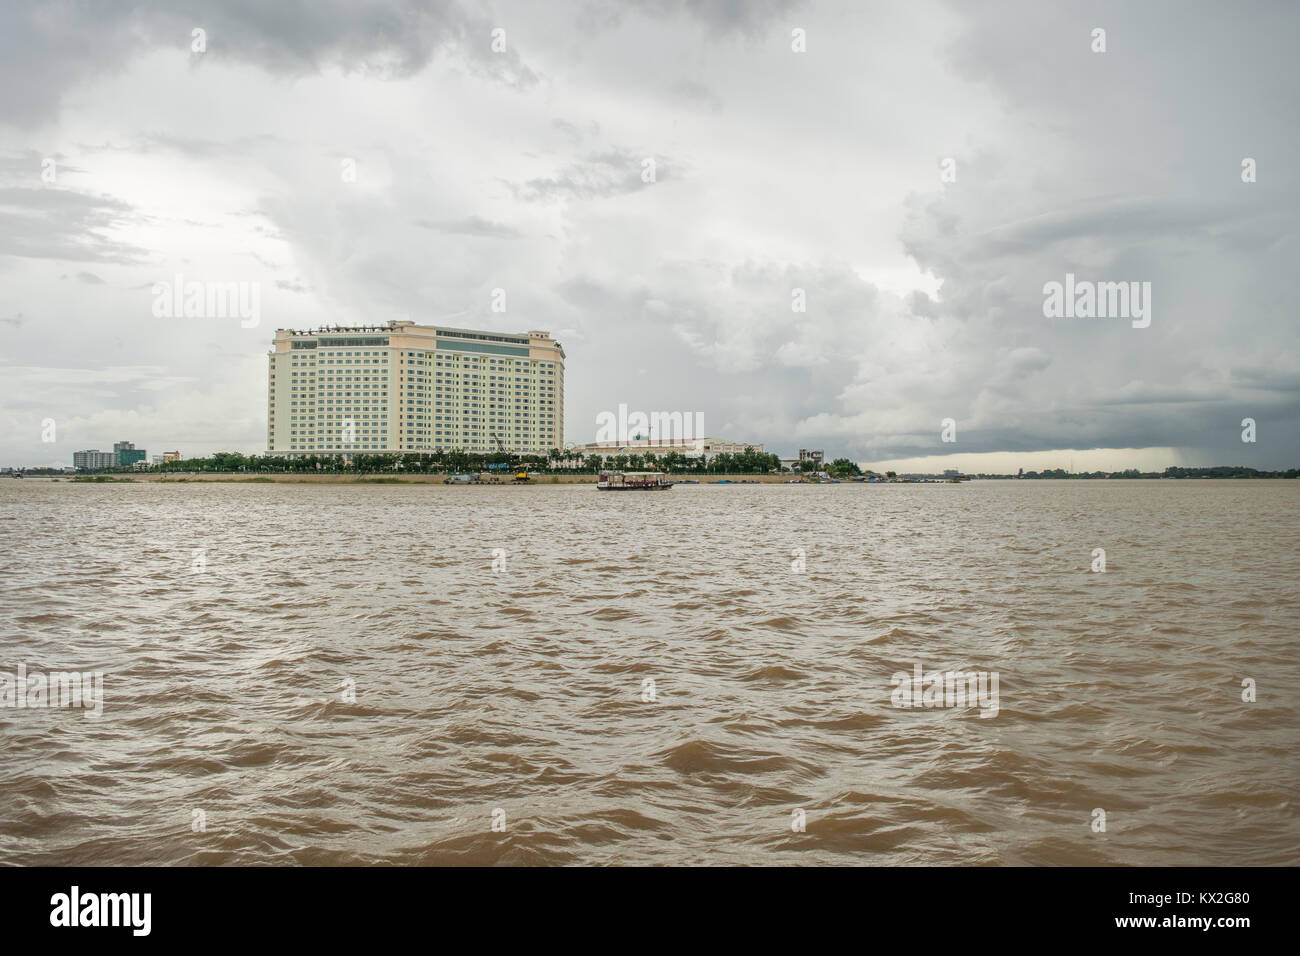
3,457,1297,477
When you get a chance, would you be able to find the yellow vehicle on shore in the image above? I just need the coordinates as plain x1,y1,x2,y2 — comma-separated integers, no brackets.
489,431,530,482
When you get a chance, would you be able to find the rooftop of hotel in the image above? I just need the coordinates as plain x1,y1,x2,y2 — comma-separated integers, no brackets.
276,321,555,341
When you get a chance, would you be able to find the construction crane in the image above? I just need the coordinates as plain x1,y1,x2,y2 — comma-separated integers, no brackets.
491,432,530,482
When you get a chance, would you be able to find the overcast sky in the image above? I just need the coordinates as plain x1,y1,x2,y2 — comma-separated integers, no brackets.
2,0,1296,470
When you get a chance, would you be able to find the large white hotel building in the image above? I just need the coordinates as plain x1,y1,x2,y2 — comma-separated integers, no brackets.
267,321,564,455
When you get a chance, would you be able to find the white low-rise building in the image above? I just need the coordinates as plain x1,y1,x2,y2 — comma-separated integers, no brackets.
569,437,763,461
73,449,117,470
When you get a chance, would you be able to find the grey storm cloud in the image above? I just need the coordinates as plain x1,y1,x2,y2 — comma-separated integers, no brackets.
0,0,534,127
0,184,148,263
606,0,807,38
509,151,665,202
414,216,524,239
0,0,1297,469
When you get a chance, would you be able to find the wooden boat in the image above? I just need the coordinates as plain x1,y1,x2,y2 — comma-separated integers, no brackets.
596,470,673,491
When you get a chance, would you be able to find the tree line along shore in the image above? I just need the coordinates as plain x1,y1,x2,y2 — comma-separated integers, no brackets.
8,453,1296,482
40,448,861,478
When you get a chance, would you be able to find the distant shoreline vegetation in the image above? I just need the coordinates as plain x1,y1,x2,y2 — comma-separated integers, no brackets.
59,448,787,477
20,457,1298,480
966,466,1299,480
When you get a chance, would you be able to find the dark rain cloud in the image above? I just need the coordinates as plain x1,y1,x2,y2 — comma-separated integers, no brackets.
0,0,534,128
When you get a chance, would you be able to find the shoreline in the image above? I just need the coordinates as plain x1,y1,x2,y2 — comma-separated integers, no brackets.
16,473,1297,485
66,472,796,485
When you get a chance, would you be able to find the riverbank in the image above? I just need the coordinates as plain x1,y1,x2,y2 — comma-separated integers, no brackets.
64,472,800,485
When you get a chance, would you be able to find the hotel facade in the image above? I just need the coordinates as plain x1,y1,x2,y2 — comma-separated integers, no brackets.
267,321,564,456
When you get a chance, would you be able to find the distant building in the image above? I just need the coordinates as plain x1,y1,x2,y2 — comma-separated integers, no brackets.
73,449,117,470
163,451,181,462
798,449,824,466
114,441,146,467
943,469,960,477
267,321,564,456
569,437,763,462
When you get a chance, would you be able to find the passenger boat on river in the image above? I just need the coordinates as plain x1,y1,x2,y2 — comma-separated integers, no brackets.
596,470,673,491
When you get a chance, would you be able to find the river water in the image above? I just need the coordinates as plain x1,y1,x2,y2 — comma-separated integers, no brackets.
1,478,1296,865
